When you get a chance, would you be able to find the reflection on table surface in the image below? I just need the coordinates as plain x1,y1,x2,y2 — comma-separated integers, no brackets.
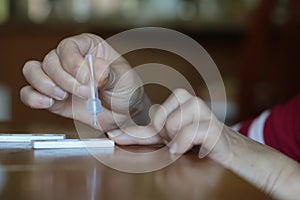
0,123,273,200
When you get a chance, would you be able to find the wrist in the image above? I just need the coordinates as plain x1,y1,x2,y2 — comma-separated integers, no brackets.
222,128,300,199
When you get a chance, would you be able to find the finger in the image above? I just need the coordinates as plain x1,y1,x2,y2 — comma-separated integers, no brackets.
165,97,211,139
169,120,224,157
56,34,102,83
168,123,206,155
23,60,68,101
20,86,54,109
42,50,90,99
55,35,112,98
152,88,193,139
107,126,163,145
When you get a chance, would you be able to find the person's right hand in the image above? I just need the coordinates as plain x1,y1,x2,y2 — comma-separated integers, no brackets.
20,33,158,142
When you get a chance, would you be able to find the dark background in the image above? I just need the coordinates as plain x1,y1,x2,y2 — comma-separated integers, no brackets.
0,0,299,127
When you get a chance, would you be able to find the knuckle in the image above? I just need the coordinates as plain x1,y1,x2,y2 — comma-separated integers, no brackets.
22,64,29,77
80,33,103,43
187,97,201,114
42,50,56,72
57,38,72,53
57,37,78,54
57,40,80,74
20,87,35,108
78,33,94,41
22,60,38,76
19,87,27,103
173,88,188,97
191,97,203,108
190,97,209,118
165,118,179,134
173,88,192,102
80,33,96,38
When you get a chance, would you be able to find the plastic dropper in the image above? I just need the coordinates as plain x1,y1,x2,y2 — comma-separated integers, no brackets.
85,54,102,126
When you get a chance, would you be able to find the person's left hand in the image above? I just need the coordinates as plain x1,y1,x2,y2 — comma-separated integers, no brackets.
106,88,230,164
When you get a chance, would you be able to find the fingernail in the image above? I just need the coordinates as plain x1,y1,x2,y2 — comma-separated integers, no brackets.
169,143,177,154
76,85,89,99
41,96,54,107
107,131,122,138
54,86,67,100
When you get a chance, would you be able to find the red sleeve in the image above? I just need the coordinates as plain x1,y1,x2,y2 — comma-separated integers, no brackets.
236,94,300,162
263,95,300,162
238,118,255,137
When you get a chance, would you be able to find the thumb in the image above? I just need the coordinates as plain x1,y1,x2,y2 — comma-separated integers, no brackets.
107,126,163,145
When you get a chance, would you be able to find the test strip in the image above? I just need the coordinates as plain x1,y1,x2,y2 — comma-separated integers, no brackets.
0,134,66,142
32,138,114,149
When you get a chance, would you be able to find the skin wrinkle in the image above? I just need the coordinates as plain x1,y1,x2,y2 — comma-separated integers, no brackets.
262,169,274,196
272,162,300,200
267,166,284,197
217,127,234,167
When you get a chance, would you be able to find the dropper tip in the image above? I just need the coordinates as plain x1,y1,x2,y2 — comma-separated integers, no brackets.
92,115,98,126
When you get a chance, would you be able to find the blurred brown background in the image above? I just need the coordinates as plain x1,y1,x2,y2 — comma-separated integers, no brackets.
0,0,299,127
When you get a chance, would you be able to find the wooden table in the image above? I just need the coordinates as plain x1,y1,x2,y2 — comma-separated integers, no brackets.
0,123,273,200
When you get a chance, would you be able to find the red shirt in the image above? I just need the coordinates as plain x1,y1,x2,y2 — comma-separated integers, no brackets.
234,94,300,162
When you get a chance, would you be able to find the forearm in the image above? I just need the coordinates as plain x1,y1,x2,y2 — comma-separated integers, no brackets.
223,128,300,199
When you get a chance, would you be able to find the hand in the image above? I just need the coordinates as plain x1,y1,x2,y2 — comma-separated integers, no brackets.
20,33,154,134
107,88,300,199
107,88,230,159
